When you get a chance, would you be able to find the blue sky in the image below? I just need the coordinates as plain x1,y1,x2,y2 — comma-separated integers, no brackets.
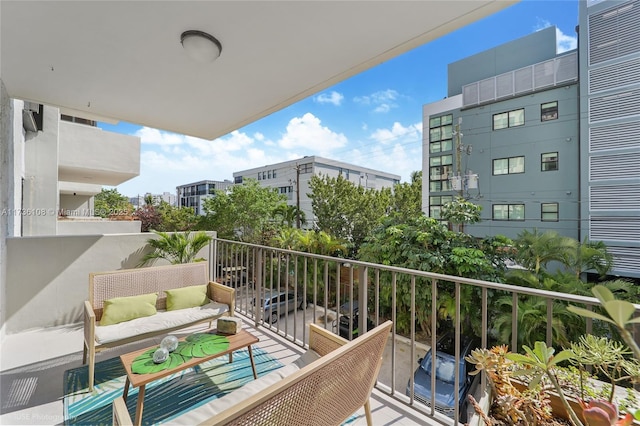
102,0,580,198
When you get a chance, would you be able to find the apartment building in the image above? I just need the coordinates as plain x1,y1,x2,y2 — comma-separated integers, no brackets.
422,1,640,279
233,156,400,228
130,192,177,209
12,102,141,236
176,180,234,215
578,0,640,279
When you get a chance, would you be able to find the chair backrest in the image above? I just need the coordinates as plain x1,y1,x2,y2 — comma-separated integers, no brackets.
202,320,393,426
89,263,208,317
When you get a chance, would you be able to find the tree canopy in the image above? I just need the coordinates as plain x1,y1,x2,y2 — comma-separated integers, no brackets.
93,188,132,218
200,178,286,244
308,174,392,254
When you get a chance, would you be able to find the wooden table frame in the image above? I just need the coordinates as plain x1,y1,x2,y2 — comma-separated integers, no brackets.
119,329,259,426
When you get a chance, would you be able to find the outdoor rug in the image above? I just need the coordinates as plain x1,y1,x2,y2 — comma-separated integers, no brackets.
63,347,282,425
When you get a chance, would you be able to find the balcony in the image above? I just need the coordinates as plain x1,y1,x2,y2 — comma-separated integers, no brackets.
58,121,140,187
1,236,638,425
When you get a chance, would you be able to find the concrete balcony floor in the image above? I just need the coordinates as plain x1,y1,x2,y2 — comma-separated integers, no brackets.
0,315,437,425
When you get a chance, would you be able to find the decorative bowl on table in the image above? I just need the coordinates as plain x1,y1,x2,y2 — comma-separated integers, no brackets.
160,335,179,352
152,347,169,364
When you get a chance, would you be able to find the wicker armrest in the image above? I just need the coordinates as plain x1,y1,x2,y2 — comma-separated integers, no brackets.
308,323,349,356
208,281,235,314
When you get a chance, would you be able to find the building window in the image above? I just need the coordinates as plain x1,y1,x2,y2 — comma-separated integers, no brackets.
234,176,243,184
493,204,525,221
61,114,96,127
493,156,525,175
272,170,277,178
429,114,453,154
299,163,313,174
493,108,525,130
267,170,272,179
541,152,558,171
257,173,261,180
429,154,453,192
429,195,453,219
541,101,558,121
541,203,559,222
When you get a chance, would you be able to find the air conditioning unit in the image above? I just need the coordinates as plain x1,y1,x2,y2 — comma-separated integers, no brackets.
22,109,38,132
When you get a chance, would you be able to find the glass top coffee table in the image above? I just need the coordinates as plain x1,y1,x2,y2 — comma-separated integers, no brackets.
120,328,259,426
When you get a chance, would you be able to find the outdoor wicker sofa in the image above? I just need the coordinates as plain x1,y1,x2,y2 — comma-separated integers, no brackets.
113,320,393,426
83,262,235,391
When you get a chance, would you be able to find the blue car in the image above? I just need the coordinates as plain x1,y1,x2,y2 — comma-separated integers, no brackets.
406,333,479,422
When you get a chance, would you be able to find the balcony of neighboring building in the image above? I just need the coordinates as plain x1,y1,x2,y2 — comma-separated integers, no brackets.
58,119,140,187
56,181,141,235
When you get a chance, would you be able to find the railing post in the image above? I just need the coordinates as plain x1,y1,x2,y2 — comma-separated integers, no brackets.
255,247,263,327
210,238,218,282
358,266,368,335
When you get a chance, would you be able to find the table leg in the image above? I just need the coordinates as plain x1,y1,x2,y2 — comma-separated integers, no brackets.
123,377,130,402
134,385,146,426
248,346,258,379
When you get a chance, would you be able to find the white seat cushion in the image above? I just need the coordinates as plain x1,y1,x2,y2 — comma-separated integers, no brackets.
95,301,229,345
173,349,321,424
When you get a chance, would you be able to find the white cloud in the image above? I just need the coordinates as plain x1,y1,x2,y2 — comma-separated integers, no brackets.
555,27,577,53
373,104,391,113
346,142,422,183
136,127,185,146
314,91,344,106
534,19,577,54
370,122,422,145
277,113,348,153
117,129,276,196
354,89,400,113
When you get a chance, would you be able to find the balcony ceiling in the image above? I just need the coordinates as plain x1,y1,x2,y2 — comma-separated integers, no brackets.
1,1,516,140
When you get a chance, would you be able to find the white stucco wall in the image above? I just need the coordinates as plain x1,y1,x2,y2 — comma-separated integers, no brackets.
23,106,59,236
4,232,213,333
58,120,140,184
0,82,10,341
57,219,141,235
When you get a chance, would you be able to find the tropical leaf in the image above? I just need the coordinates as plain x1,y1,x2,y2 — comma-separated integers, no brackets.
566,305,615,325
131,349,190,374
175,333,230,359
131,334,230,374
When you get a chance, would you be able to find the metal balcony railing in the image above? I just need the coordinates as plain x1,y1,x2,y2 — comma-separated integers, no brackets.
208,237,640,425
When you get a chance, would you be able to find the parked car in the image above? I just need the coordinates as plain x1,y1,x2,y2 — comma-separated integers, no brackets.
406,332,479,422
253,290,303,324
335,301,375,339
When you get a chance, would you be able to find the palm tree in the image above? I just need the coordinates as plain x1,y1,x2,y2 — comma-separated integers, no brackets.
138,231,212,266
564,239,613,279
271,227,303,250
492,294,581,349
514,229,576,275
273,204,306,228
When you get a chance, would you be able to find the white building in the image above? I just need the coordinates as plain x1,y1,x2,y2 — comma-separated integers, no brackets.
14,102,141,236
130,192,177,209
233,156,400,228
177,180,234,215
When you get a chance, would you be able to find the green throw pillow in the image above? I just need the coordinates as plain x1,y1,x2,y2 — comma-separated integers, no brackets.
165,285,208,311
100,292,158,326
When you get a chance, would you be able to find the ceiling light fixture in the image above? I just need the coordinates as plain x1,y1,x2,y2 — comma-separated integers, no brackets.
180,30,222,63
